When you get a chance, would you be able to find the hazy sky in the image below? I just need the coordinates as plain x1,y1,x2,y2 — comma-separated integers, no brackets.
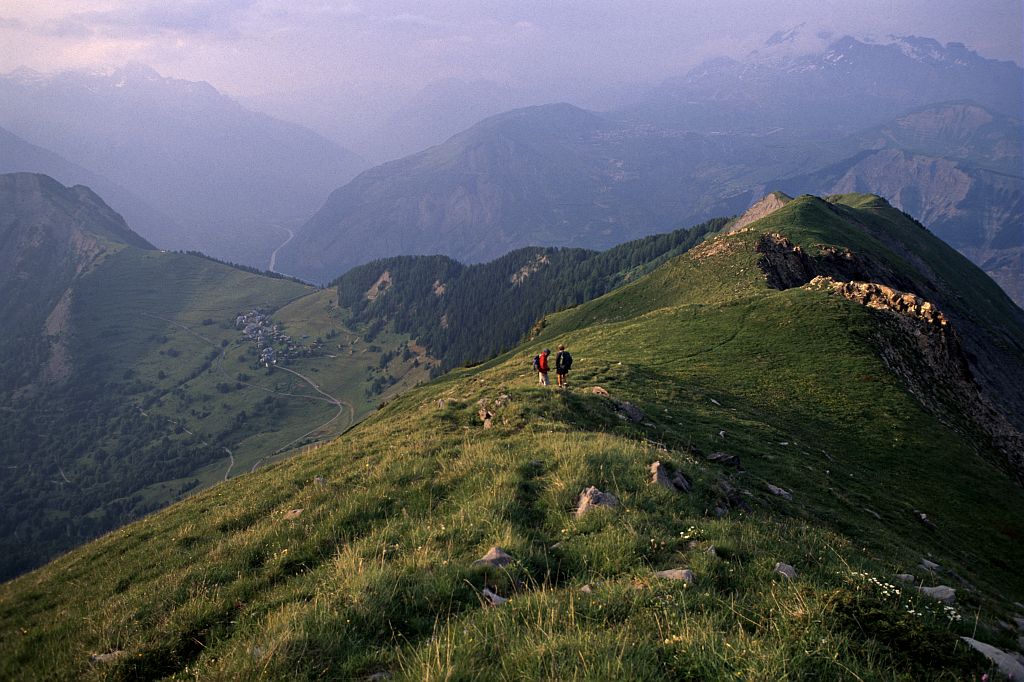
0,0,1020,97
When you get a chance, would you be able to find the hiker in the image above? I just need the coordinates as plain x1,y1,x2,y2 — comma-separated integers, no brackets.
555,344,573,388
534,348,551,386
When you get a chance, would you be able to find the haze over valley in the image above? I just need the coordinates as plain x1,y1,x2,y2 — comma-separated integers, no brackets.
1,2,1023,679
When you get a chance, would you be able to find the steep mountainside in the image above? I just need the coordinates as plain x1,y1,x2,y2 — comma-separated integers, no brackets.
3,194,1022,680
0,125,179,242
0,174,430,580
0,173,154,388
745,103,1024,305
0,65,368,266
277,104,820,282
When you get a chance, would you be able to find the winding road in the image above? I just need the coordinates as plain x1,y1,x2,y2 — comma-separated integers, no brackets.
140,312,355,480
267,226,295,274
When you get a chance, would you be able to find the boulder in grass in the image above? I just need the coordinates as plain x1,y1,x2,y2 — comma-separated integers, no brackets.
576,486,619,518
590,386,610,397
894,573,915,584
650,461,693,493
481,587,508,606
919,585,956,603
919,558,941,572
283,508,304,520
706,452,741,468
775,562,798,580
473,547,514,569
654,568,695,584
959,637,1024,679
616,401,645,423
90,651,126,664
766,483,792,501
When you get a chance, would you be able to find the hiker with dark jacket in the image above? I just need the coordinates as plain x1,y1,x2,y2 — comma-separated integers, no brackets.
535,348,551,386
555,344,573,388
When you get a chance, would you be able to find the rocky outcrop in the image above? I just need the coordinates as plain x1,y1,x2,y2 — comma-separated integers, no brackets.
655,568,695,584
727,193,791,233
576,486,619,518
755,234,816,289
650,461,693,493
814,276,1024,475
473,547,514,568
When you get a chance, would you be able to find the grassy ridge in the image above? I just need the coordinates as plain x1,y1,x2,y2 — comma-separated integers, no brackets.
1,194,1020,679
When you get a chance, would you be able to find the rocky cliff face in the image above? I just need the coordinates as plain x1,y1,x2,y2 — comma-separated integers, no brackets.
747,196,1024,478
0,173,153,390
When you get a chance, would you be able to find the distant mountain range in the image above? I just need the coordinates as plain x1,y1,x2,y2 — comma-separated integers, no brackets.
0,64,368,266
277,35,1023,305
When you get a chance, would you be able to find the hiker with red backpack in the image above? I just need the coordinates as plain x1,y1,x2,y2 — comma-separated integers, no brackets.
533,348,551,386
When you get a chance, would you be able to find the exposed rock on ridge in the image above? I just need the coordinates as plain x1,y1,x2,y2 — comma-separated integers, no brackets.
727,192,792,233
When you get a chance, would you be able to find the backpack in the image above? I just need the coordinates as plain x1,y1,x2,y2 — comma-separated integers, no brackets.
560,351,573,371
532,355,540,370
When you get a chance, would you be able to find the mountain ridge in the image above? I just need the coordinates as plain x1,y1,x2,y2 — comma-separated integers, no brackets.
3,191,1023,679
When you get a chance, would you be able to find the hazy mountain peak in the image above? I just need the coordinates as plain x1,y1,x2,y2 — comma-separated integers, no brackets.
765,24,806,47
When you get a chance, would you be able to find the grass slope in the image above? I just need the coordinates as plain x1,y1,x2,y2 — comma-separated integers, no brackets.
2,195,1022,680
0,243,428,579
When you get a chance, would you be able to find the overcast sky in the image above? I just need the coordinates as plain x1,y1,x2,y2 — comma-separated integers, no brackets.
0,0,1020,97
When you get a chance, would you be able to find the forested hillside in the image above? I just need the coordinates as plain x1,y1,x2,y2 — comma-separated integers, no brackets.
334,217,728,369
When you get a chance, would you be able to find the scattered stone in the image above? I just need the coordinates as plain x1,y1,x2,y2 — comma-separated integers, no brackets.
670,471,693,493
706,452,741,468
718,430,726,439
650,462,693,493
705,545,718,558
919,558,941,572
590,386,610,398
863,507,881,520
313,475,327,489
616,401,645,423
996,619,1014,633
712,506,729,518
473,546,514,569
576,486,619,518
913,509,937,530
766,483,792,501
437,399,447,409
715,480,752,513
481,587,508,607
549,542,563,550
364,673,392,682
894,573,915,584
960,637,1024,679
283,508,304,520
1013,616,1024,631
90,651,126,664
710,398,722,406
483,418,493,429
654,568,695,584
579,584,593,594
775,562,798,580
919,585,956,603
